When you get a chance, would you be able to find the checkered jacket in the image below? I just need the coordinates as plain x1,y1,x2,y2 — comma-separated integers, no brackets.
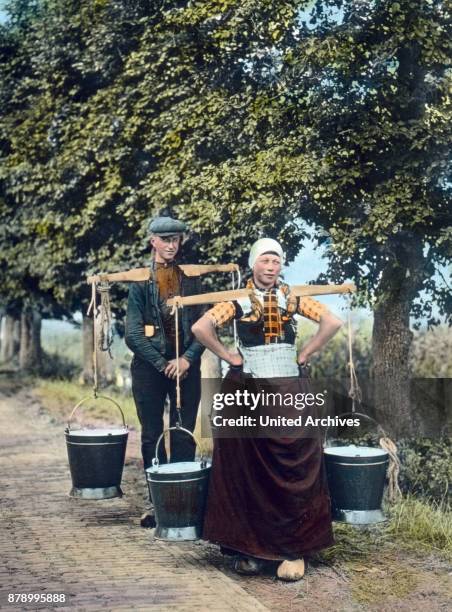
206,279,328,347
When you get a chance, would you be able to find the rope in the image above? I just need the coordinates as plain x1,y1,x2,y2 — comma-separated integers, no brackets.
345,292,401,502
170,297,183,427
379,437,402,502
231,270,240,351
97,281,114,357
347,305,362,413
86,279,114,396
87,282,98,397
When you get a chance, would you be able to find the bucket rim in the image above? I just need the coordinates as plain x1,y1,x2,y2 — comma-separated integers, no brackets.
324,445,388,458
145,460,211,476
65,427,129,437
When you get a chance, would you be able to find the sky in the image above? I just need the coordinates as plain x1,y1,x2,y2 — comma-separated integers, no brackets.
283,241,356,319
0,1,6,23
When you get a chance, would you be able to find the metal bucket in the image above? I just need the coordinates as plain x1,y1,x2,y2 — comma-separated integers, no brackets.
324,412,389,525
65,395,128,500
146,426,211,541
324,445,389,524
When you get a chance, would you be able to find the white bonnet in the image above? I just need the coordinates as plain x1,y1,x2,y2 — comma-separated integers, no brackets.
248,238,285,269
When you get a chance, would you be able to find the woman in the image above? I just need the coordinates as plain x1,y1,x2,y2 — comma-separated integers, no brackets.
192,238,343,581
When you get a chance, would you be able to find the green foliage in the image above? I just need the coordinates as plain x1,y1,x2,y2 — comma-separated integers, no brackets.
398,437,452,503
40,325,82,378
41,325,83,363
410,325,452,378
298,315,372,379
39,350,81,380
0,0,152,315
299,319,452,380
0,0,450,397
2,1,448,309
33,378,140,428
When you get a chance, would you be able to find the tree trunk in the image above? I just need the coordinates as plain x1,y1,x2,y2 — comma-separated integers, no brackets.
13,318,21,359
371,240,425,438
19,308,42,371
0,313,21,363
372,296,415,437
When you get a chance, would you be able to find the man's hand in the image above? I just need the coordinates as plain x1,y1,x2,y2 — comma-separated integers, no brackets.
164,357,191,380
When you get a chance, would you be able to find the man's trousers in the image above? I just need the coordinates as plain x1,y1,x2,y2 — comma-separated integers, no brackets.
131,356,201,469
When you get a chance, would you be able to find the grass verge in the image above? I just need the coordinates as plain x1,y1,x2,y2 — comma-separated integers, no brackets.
32,378,213,455
33,379,140,429
314,496,451,604
386,494,452,557
318,496,451,566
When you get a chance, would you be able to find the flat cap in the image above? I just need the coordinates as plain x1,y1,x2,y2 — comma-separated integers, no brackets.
148,216,187,236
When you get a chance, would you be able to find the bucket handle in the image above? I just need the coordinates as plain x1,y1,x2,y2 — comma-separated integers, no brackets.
66,395,127,431
152,426,207,469
323,411,387,448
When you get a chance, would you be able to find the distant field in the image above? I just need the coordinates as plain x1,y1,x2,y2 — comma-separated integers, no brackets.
41,317,452,383
41,318,132,374
42,320,83,364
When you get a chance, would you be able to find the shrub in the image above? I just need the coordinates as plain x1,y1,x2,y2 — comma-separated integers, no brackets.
39,351,81,380
298,320,452,380
410,325,452,378
397,437,451,503
297,317,372,380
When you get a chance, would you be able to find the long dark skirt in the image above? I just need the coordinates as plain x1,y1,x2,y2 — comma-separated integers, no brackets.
202,372,334,561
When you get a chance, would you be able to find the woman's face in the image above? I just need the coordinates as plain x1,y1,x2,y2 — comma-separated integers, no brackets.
252,252,282,289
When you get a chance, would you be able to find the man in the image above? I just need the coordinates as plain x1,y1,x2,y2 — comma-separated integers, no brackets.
125,216,205,527
192,238,343,580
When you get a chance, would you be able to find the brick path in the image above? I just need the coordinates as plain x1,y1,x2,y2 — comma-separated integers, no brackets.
0,390,270,611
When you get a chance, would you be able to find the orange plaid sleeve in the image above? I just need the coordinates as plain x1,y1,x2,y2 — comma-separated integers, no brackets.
205,301,236,328
298,296,328,323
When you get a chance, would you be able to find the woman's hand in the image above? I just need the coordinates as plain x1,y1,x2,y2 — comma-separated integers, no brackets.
227,352,243,367
297,350,310,366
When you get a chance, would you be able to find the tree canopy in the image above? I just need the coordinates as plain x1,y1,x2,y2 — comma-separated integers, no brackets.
0,0,450,430
1,1,450,315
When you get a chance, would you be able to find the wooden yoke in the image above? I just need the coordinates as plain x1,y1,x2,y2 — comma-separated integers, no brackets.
167,283,356,308
180,263,239,277
86,263,239,284
87,268,151,284
291,283,356,297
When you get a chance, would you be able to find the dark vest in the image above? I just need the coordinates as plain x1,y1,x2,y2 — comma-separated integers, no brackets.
236,317,297,348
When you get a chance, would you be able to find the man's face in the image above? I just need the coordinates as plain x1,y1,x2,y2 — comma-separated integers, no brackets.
252,252,282,288
150,234,181,262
